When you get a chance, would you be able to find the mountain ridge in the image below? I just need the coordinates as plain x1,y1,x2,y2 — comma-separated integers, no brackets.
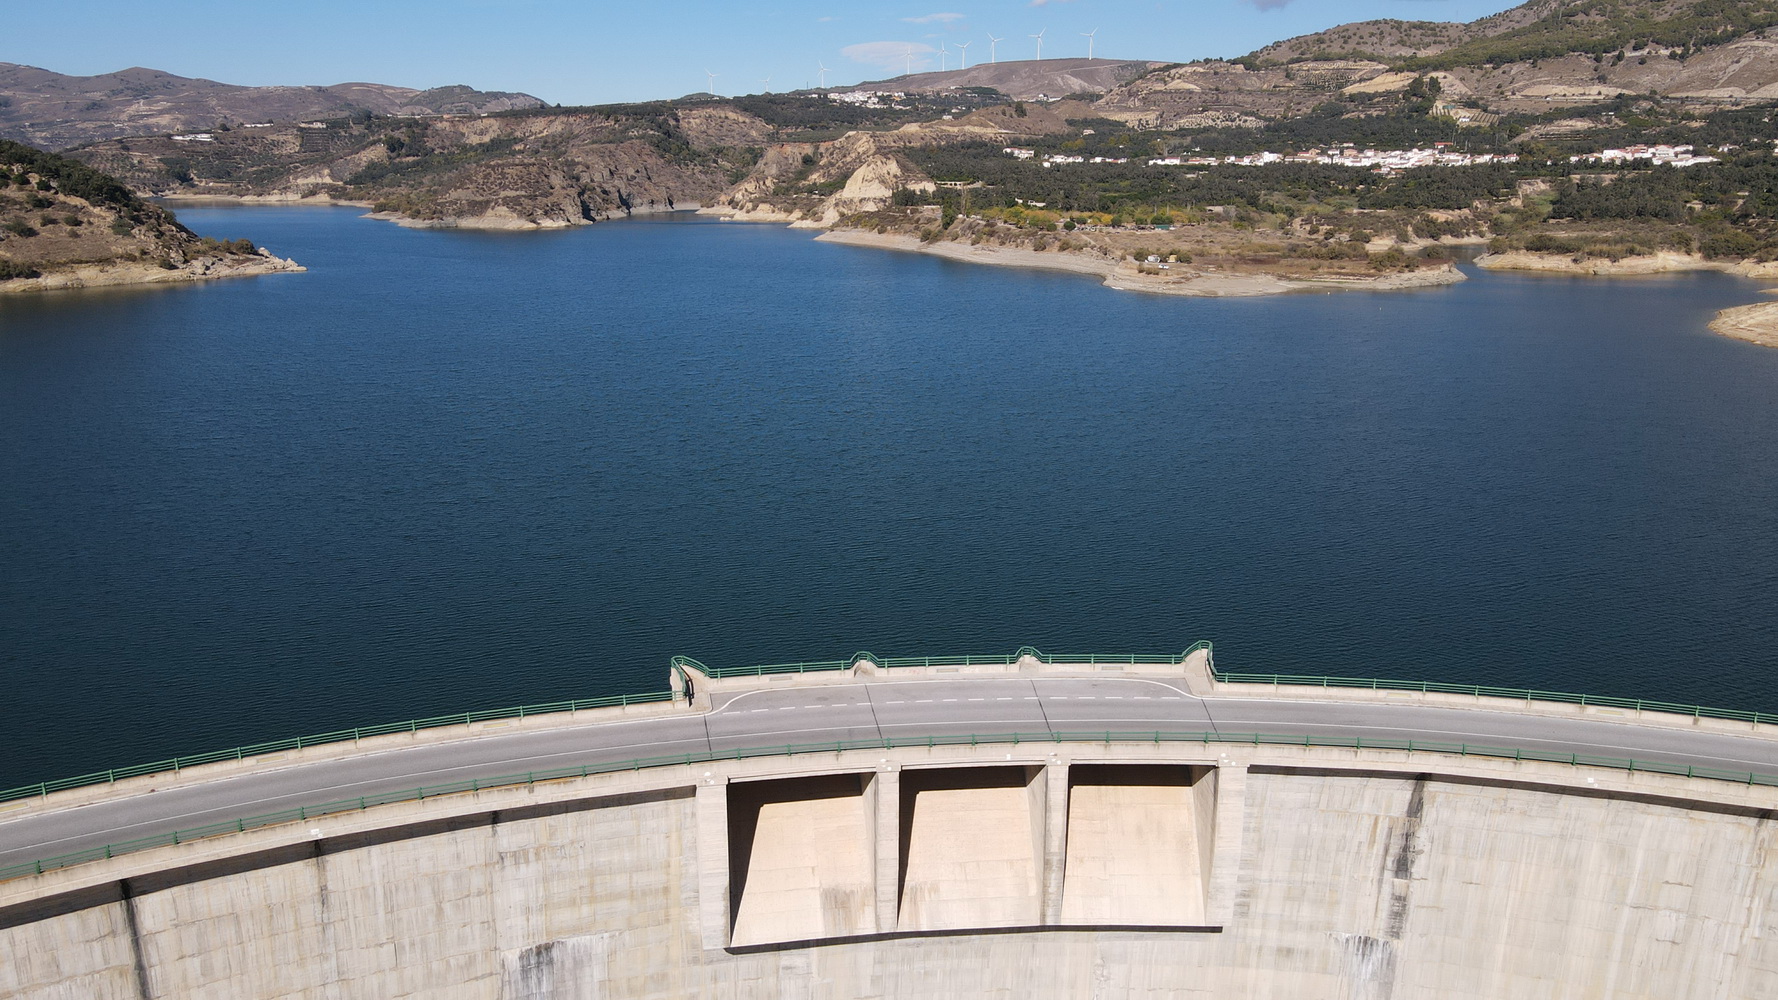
0,63,544,151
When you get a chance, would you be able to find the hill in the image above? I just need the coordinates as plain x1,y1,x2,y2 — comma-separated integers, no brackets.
842,59,1167,100
72,105,772,229
0,63,544,151
0,139,299,291
67,93,1051,231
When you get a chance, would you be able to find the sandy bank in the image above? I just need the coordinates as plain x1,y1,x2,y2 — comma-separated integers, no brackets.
1708,299,1778,348
158,193,370,208
367,202,705,232
1474,250,1715,276
0,253,304,295
816,229,1465,297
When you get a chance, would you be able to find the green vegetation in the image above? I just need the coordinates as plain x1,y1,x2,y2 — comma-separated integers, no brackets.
907,141,1526,219
0,139,142,212
1400,0,1778,71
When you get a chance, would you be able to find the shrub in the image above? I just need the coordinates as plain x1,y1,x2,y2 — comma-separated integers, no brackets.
0,260,41,280
1524,233,1585,255
1369,247,1414,270
4,219,38,237
1700,230,1760,260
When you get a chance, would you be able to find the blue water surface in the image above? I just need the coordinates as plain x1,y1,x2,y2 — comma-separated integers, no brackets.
3,206,1776,786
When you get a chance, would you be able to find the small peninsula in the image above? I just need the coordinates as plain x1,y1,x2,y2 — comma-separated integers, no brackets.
0,140,300,294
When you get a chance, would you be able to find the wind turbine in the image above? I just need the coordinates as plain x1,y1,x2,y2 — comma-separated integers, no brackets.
1082,28,1098,60
905,46,915,75
704,69,718,97
956,40,971,70
940,42,949,72
987,34,1003,63
1031,28,1046,61
817,62,829,88
759,77,771,94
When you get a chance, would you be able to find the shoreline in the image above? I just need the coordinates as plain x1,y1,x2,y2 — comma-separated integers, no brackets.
157,193,370,208
0,253,305,295
157,194,706,231
814,228,1467,298
1476,250,1778,349
72,204,1778,347
1708,299,1778,349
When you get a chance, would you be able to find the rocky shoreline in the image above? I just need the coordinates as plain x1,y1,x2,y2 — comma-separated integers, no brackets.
0,252,304,295
1708,297,1778,349
814,228,1467,298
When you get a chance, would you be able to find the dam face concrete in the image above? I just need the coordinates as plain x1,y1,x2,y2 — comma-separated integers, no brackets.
9,654,1778,999
7,744,1778,999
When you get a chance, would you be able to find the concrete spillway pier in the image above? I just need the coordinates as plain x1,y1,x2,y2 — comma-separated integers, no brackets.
6,649,1778,998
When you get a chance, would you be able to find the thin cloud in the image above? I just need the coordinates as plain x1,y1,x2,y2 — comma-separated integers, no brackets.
903,12,965,22
1244,0,1291,8
842,40,938,73
1029,0,1074,6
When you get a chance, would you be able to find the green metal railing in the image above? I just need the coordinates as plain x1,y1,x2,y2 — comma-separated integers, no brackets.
0,690,675,806
5,726,1774,885
3,645,1213,809
1209,669,1778,727
14,637,1778,885
682,642,1215,679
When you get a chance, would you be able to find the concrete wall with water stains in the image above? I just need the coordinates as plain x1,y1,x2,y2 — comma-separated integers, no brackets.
5,743,1778,999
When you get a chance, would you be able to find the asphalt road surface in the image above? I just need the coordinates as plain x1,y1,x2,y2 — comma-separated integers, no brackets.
5,675,1775,875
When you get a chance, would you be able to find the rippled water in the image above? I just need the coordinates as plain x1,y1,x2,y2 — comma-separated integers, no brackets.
3,206,1777,786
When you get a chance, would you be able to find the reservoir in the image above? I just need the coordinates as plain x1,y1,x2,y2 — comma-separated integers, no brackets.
3,206,1776,788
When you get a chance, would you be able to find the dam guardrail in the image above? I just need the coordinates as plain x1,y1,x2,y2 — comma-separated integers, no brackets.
671,642,1215,680
8,639,1778,810
0,690,677,806
1,645,1213,809
5,726,1778,885
1210,669,1778,725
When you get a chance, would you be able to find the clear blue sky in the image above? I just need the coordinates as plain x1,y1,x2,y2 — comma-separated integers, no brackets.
14,0,1519,104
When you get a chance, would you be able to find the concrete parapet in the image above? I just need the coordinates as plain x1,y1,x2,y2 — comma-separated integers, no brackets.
1209,675,1778,743
0,695,694,825
678,652,1209,712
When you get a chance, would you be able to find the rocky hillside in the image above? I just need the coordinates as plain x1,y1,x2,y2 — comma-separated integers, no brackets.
0,140,299,292
845,58,1167,100
0,63,543,151
1092,0,1778,124
65,94,1086,231
73,105,771,229
720,100,1088,226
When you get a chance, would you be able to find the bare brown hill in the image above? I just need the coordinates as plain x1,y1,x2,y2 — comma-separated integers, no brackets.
0,63,544,151
843,58,1166,100
1098,0,1778,121
74,107,765,230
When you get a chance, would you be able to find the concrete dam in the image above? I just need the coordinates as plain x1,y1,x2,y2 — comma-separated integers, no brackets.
5,647,1778,998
